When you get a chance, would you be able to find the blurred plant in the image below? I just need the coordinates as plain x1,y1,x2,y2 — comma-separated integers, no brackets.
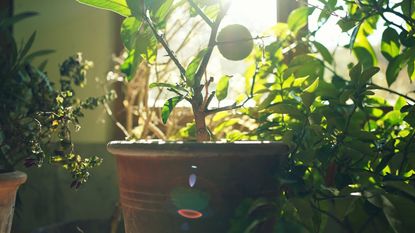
0,12,114,187
228,0,415,232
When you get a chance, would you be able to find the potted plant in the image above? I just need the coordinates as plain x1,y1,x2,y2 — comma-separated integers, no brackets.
0,12,112,233
78,0,289,232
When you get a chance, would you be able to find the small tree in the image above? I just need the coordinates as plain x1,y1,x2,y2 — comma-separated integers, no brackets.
78,0,259,141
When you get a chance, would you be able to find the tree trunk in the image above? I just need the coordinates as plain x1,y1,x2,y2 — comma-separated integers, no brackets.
193,109,210,142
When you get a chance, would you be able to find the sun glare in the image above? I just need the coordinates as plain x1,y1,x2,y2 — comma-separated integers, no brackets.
226,0,277,35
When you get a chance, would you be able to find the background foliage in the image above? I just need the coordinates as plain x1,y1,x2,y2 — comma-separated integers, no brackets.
0,13,114,186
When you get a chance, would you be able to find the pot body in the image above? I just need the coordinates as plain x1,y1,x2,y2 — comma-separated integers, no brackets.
108,141,288,233
0,171,27,233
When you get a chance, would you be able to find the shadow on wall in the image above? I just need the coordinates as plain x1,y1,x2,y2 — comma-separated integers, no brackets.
12,144,120,233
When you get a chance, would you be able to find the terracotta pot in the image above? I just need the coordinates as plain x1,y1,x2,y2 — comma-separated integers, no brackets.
107,141,288,233
0,171,27,233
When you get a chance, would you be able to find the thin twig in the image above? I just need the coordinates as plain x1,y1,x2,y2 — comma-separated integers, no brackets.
187,0,213,27
369,84,415,103
143,12,187,82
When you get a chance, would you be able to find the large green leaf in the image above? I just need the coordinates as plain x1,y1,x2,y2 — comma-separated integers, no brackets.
287,7,310,35
353,28,377,68
0,11,38,29
161,96,183,124
154,0,174,21
381,28,400,61
216,75,231,101
303,78,319,93
386,52,411,86
77,0,131,17
359,66,380,86
381,195,404,233
185,49,207,87
269,103,305,120
312,41,333,63
120,17,142,50
19,31,36,59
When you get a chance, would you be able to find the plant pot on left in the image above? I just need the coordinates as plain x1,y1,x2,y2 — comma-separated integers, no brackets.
0,171,27,233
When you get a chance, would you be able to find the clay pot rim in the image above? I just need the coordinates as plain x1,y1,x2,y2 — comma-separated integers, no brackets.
107,140,289,157
0,170,27,187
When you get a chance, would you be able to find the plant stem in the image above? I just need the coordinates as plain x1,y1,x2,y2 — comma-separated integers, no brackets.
369,84,415,103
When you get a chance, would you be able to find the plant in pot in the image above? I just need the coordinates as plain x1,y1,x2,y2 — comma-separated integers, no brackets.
228,0,415,232
0,12,112,233
77,0,289,232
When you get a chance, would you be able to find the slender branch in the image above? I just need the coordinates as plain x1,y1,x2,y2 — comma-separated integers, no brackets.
369,83,415,103
204,91,216,111
193,3,230,93
143,12,187,82
103,102,130,138
187,0,213,27
310,202,354,233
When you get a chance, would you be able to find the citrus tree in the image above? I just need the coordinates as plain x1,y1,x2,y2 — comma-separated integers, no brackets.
78,0,260,141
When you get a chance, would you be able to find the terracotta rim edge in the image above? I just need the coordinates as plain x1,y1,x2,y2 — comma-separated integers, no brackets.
107,140,290,157
0,170,27,187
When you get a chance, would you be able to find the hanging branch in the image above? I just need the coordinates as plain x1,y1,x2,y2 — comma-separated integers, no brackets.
193,3,231,94
143,12,187,82
187,0,213,27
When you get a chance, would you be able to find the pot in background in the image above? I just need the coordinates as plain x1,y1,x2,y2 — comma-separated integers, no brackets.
0,171,27,233
108,141,288,233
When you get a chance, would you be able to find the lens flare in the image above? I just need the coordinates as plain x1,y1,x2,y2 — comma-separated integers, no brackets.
177,209,203,219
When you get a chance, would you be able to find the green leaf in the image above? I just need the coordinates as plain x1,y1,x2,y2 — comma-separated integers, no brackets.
24,49,55,62
0,12,38,29
120,49,141,79
381,28,401,61
185,49,207,87
155,0,173,21
337,17,357,32
161,96,183,124
349,63,362,82
353,27,377,67
399,30,415,47
216,75,231,101
301,92,315,108
381,195,404,233
394,97,407,111
287,7,310,35
313,41,333,63
77,0,131,17
269,103,305,120
304,78,319,93
120,17,142,50
19,31,36,59
386,53,411,86
359,66,380,86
